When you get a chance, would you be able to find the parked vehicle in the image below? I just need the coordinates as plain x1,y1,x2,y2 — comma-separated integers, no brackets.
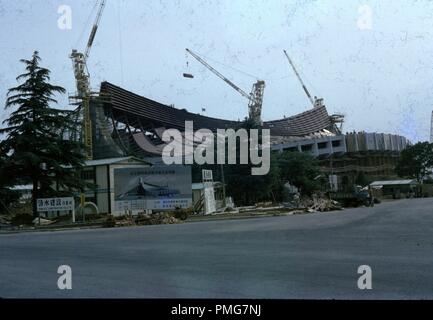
328,185,374,207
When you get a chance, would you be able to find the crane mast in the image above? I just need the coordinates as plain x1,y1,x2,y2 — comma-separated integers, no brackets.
283,50,316,107
186,48,265,125
70,0,106,159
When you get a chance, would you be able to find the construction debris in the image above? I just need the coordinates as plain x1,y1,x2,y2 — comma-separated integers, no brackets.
103,212,181,228
234,193,344,215
308,198,342,212
135,213,179,226
32,217,54,226
254,201,274,208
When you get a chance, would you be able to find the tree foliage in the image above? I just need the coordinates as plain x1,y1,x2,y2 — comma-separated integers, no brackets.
191,117,323,205
275,150,322,195
226,152,282,206
0,51,86,216
220,118,283,206
395,142,433,182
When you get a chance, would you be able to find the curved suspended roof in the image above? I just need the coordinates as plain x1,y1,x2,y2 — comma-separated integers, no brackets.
100,81,333,136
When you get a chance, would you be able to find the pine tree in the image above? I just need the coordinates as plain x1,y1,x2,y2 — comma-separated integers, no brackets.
0,51,86,217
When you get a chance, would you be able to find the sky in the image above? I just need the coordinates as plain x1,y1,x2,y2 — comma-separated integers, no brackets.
1,0,433,142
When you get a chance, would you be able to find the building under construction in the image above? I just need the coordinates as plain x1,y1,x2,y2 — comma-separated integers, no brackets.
84,82,344,160
67,0,410,199
68,81,408,187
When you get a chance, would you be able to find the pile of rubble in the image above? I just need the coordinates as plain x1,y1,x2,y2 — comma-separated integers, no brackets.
307,198,342,212
281,194,343,214
103,212,180,228
135,213,179,226
232,195,343,216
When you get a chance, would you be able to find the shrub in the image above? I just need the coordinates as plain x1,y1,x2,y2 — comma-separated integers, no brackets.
103,215,115,228
173,208,189,221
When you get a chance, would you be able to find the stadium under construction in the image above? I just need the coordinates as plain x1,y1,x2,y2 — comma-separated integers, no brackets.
62,0,410,214
68,80,409,190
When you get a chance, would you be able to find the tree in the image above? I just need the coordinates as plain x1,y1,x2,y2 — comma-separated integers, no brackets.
0,51,86,217
225,152,282,205
276,151,322,195
395,142,433,182
224,118,282,205
355,171,369,187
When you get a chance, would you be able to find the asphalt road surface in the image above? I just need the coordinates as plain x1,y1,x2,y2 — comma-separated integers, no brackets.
1,198,433,299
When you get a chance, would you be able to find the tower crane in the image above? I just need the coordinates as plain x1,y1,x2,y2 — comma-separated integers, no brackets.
70,0,107,159
185,48,265,125
283,50,322,108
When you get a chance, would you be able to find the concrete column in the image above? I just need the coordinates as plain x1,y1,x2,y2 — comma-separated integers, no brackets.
374,133,378,150
354,133,359,152
329,136,334,155
312,142,319,157
342,135,347,153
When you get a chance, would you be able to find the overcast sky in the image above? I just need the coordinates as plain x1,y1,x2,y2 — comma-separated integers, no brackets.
1,0,432,142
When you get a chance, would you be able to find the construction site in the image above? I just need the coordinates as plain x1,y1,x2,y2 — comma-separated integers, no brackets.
0,0,416,225
42,0,412,220
4,0,433,303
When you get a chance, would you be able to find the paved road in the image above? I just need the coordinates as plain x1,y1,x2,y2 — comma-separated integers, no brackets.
1,198,433,298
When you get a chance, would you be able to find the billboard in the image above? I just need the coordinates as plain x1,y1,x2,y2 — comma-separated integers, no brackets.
114,165,192,213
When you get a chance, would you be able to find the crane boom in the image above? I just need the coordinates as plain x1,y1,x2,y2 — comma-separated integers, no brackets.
85,0,106,59
186,48,265,124
283,50,314,106
186,49,251,100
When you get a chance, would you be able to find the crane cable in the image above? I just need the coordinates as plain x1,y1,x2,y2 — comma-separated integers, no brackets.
192,50,261,81
195,50,323,100
117,0,125,86
74,0,99,50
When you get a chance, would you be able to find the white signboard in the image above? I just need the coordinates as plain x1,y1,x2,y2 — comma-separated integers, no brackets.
203,186,216,214
37,197,75,212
